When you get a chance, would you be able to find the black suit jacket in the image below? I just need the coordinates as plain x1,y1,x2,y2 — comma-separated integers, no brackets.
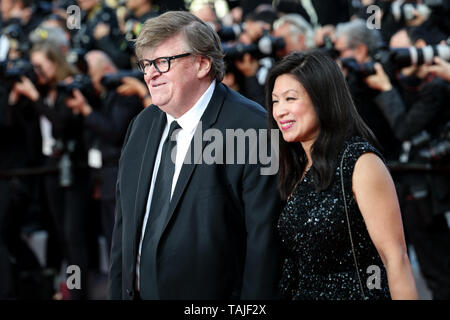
109,83,282,300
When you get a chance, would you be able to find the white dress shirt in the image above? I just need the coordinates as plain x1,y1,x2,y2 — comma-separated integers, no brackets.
40,97,56,156
135,80,216,290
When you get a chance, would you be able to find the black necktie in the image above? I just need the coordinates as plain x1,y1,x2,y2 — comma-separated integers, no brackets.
140,120,180,296
144,120,181,232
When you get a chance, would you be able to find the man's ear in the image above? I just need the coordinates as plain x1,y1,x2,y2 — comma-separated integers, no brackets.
197,56,212,79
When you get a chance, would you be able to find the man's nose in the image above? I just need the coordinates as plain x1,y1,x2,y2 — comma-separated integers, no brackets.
144,64,161,82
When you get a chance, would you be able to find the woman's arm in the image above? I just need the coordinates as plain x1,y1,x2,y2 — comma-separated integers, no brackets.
352,152,418,300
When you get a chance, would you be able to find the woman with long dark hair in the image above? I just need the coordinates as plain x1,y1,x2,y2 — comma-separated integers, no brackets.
266,51,418,299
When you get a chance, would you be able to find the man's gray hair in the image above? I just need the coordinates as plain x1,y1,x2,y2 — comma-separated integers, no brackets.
273,14,315,49
335,19,383,56
135,11,225,82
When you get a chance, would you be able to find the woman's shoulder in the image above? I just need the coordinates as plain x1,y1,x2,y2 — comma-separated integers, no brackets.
340,136,384,163
337,136,385,179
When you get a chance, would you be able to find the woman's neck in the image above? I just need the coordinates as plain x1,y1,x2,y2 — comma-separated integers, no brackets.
300,140,314,167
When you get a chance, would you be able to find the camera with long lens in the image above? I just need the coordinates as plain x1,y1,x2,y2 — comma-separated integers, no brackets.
217,24,244,42
0,58,37,86
100,69,144,90
391,1,431,23
390,44,450,68
222,35,285,61
341,43,450,78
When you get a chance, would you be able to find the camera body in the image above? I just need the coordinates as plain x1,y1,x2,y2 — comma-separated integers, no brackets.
100,69,144,90
0,58,37,85
217,24,244,42
222,35,285,62
418,122,450,163
3,23,31,56
56,74,93,97
340,57,377,77
400,122,450,165
317,35,340,60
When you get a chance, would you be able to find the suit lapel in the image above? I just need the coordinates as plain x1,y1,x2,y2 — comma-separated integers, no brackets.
156,83,228,240
133,109,166,246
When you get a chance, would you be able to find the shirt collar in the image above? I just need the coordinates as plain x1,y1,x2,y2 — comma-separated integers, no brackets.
166,80,216,134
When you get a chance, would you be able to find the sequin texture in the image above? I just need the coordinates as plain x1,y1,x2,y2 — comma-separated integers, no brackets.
278,136,391,300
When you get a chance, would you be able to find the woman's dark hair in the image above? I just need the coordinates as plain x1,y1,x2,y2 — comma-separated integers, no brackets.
266,51,378,200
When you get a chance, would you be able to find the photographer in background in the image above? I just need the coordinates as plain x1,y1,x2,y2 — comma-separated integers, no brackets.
272,13,315,58
0,50,43,300
363,26,450,299
376,0,450,44
121,0,159,41
71,0,131,69
8,41,96,300
65,50,142,255
365,27,448,142
0,0,46,37
223,7,279,106
334,18,400,160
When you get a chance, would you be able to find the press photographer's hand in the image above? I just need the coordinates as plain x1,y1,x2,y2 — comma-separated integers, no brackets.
94,23,111,40
116,76,152,107
425,57,450,82
116,76,147,97
65,89,92,116
9,76,40,104
365,63,393,92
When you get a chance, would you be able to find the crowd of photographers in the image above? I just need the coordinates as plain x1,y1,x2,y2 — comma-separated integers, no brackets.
0,0,449,300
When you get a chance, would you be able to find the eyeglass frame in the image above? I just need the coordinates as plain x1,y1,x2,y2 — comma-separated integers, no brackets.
137,53,192,75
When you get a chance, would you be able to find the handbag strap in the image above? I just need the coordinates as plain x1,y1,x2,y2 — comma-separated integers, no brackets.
339,143,366,299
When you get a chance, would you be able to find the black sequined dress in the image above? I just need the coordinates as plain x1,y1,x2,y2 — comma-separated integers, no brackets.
278,136,391,300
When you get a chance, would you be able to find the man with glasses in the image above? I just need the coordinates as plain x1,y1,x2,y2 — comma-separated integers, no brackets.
109,11,282,300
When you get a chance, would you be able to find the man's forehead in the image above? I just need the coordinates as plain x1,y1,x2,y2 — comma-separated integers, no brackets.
142,34,185,58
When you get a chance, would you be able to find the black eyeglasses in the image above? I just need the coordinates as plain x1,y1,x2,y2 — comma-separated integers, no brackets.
137,53,191,74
